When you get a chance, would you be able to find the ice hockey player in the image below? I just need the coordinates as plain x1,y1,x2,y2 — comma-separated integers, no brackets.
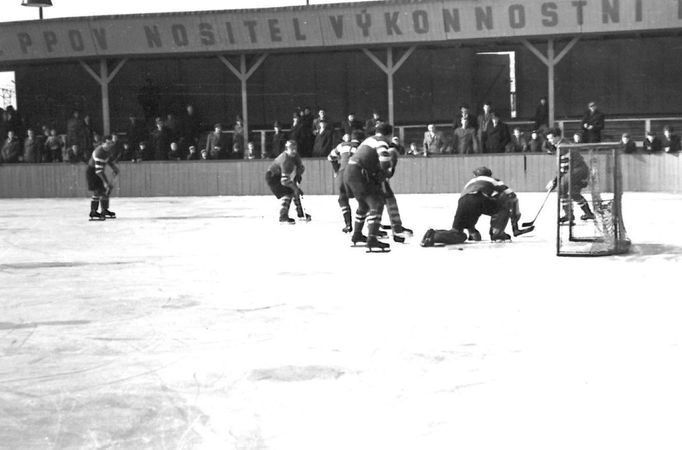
380,136,413,243
86,135,119,221
544,128,595,223
343,122,395,252
420,166,533,247
265,140,311,224
328,131,363,232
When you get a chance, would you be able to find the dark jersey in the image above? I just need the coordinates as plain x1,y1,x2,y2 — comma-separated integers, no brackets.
349,136,392,180
462,176,508,198
560,148,589,181
269,152,304,186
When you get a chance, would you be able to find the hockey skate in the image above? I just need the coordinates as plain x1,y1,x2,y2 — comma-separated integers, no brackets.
298,213,312,222
467,228,482,241
490,230,511,242
101,210,116,219
366,235,390,253
392,226,413,243
580,212,595,220
279,217,296,224
420,229,436,247
89,211,105,221
351,233,367,246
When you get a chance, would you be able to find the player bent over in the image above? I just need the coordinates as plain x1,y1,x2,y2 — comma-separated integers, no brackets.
420,166,533,247
343,123,394,252
265,140,311,224
544,128,595,223
86,136,119,221
381,137,413,243
328,131,363,232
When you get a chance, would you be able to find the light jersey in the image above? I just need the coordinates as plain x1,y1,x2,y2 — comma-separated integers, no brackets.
349,136,392,175
462,176,508,198
88,145,111,174
328,140,359,170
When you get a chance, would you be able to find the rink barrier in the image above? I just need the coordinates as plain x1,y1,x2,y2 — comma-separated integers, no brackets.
0,153,680,198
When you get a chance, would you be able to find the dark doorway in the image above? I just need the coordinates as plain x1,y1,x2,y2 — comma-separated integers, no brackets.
474,52,516,120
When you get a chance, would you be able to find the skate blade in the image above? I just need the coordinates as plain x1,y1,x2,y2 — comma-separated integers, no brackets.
366,247,391,253
88,218,105,222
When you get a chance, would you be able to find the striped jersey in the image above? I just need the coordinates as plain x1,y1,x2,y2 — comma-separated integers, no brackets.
88,145,111,174
349,136,392,177
328,140,359,171
462,176,509,198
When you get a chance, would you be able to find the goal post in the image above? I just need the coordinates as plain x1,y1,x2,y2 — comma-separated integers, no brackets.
556,142,631,257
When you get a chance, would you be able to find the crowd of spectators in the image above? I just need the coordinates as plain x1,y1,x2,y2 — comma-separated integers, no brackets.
1,99,680,165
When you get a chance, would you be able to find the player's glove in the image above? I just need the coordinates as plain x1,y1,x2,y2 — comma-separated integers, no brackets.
294,174,302,184
545,178,557,191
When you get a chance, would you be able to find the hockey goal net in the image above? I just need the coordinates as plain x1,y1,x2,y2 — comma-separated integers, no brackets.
556,143,631,256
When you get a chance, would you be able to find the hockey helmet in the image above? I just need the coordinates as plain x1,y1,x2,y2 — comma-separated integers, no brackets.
473,166,492,177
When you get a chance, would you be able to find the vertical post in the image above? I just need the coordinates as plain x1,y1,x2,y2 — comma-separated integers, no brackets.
547,39,555,128
260,130,267,158
100,59,111,136
39,7,43,20
240,54,249,148
386,48,395,125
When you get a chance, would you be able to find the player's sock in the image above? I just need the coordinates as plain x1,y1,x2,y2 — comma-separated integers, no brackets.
341,206,352,232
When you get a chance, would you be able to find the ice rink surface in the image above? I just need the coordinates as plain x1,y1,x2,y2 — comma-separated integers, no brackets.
1,192,681,450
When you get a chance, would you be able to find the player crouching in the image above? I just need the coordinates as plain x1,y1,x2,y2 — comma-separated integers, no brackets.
86,135,119,221
420,166,533,247
265,140,311,224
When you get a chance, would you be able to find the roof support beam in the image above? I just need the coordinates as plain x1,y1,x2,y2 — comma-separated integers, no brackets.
522,37,579,128
79,58,128,136
218,53,268,157
362,46,416,126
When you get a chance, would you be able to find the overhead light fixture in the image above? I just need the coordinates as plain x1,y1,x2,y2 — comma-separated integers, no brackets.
21,0,53,6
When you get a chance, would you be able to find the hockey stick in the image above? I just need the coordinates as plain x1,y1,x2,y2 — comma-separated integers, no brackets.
522,186,553,228
295,182,311,221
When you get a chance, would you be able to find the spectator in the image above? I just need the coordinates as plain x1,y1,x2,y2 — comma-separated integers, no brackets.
233,115,245,158
365,110,382,136
134,141,150,162
246,141,258,160
533,97,549,132
120,142,133,161
82,114,95,160
453,116,479,154
313,109,331,135
1,130,21,163
662,126,681,153
150,117,171,160
0,108,7,142
205,123,227,159
126,114,146,153
483,113,511,153
528,130,544,153
268,121,285,159
620,133,637,154
288,115,305,156
110,134,124,162
312,120,334,157
44,128,64,162
572,132,583,144
4,105,24,138
453,104,478,132
22,128,43,163
423,124,444,155
165,113,180,143
642,131,662,153
580,101,605,143
168,142,185,160
299,106,315,157
179,104,202,150
506,127,529,152
66,110,86,162
477,101,494,151
342,113,363,136
186,145,200,160
407,142,422,156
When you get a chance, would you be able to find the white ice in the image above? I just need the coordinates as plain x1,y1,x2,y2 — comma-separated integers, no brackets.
1,192,681,449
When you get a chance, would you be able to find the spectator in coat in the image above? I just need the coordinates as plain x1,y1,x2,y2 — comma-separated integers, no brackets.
312,120,334,157
453,104,478,132
620,133,637,154
477,101,494,151
205,123,227,159
313,109,331,135
233,115,245,158
22,128,43,163
533,97,549,132
267,121,286,159
82,114,95,160
423,124,444,155
506,127,529,152
342,113,363,136
134,141,151,162
186,145,200,160
299,107,315,157
528,130,545,153
365,110,382,136
288,115,305,156
150,117,171,160
168,142,185,160
66,110,86,162
1,130,21,163
44,128,64,162
580,101,605,143
453,116,479,154
179,104,202,151
483,113,511,153
662,126,681,153
126,114,147,153
642,131,662,153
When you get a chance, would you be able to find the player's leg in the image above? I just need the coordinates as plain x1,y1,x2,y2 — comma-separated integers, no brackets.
381,181,412,242
452,194,483,241
86,166,104,221
292,194,311,221
572,187,594,220
344,165,370,244
365,192,389,251
337,175,352,232
500,192,534,236
99,194,115,219
266,170,295,224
